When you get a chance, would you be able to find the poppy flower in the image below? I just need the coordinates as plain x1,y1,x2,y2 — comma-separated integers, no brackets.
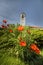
35,49,40,54
30,44,37,51
35,47,40,54
17,26,24,31
27,30,31,34
3,20,7,23
1,25,5,28
30,44,40,54
1,25,7,28
20,41,26,46
9,29,13,33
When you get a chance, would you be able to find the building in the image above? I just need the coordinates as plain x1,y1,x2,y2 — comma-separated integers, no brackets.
20,12,26,26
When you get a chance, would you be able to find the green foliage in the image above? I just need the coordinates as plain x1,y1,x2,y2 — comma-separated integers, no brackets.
0,24,43,65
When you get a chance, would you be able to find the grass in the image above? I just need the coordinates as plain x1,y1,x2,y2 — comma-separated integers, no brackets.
0,25,43,65
0,53,26,65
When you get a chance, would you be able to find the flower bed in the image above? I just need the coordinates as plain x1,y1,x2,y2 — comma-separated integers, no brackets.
0,24,43,65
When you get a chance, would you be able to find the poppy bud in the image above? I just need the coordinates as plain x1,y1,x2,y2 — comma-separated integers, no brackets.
20,41,26,46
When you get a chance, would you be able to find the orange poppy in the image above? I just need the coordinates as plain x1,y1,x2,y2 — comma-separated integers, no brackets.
3,20,7,23
9,29,13,33
30,44,37,51
20,41,26,46
27,30,31,34
17,26,24,31
35,47,40,54
30,44,40,54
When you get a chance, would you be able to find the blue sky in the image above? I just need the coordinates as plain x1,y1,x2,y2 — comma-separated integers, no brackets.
0,0,43,27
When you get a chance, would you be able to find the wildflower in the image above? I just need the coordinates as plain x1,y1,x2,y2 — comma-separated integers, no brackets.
9,29,13,33
35,49,40,54
1,25,5,28
17,26,24,31
1,25,7,28
20,41,26,46
35,47,40,54
30,44,37,51
30,44,40,54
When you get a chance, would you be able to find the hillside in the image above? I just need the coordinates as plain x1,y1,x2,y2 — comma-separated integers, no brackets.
0,24,43,65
